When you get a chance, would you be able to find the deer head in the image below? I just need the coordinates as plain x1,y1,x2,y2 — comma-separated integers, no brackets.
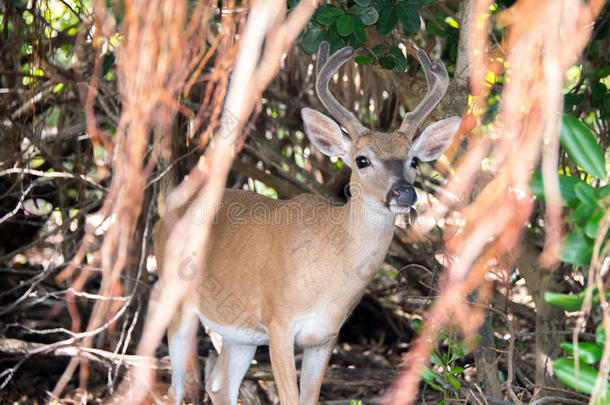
302,42,461,214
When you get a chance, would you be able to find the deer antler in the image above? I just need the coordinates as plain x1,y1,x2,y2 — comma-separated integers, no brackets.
399,47,450,140
315,42,367,138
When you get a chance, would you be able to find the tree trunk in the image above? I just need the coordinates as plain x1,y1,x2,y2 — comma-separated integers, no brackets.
516,235,566,398
474,309,504,399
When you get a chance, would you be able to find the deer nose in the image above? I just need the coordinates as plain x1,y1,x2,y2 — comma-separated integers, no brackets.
388,181,417,207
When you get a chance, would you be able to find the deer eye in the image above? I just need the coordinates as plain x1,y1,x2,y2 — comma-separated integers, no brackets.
355,156,370,169
411,157,420,168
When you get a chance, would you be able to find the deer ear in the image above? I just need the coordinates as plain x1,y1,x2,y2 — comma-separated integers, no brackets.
412,116,461,162
302,107,352,164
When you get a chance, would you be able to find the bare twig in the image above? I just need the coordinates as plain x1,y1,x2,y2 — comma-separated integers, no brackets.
127,1,318,403
0,167,106,192
0,183,33,226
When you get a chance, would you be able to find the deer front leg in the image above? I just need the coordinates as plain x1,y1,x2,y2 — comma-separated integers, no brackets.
269,324,299,404
205,343,257,405
299,337,337,405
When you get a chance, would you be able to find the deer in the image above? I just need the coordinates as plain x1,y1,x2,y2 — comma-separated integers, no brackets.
153,41,461,405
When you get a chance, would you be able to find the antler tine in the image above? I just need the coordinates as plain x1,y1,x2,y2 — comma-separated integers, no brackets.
399,47,450,140
315,42,367,138
315,41,330,76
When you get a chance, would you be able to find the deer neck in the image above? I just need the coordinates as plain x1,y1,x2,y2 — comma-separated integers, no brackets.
335,194,396,283
345,194,396,232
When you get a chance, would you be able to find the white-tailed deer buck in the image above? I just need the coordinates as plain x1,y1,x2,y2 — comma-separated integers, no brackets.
154,42,461,404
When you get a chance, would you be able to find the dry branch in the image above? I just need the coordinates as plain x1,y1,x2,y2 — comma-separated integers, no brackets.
125,1,318,402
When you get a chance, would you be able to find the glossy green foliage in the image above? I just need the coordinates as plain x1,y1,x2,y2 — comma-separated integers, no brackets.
395,0,422,34
298,0,424,72
529,113,608,267
545,289,610,312
553,358,610,400
560,342,603,365
528,172,588,208
548,290,610,401
560,114,607,180
535,108,608,403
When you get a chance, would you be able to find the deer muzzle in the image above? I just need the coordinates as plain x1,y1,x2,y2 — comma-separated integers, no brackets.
387,180,417,208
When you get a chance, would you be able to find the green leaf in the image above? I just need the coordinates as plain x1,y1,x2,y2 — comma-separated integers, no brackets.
553,357,610,397
561,228,594,265
301,26,324,55
395,0,422,34
597,65,610,78
378,55,396,70
527,172,545,202
571,203,596,222
591,82,607,106
585,210,604,239
574,182,599,206
430,351,444,367
349,5,379,25
412,317,422,333
421,366,442,382
449,340,466,360
397,0,424,10
372,44,387,54
421,367,445,392
355,55,375,65
347,34,364,49
315,5,345,26
326,28,347,54
484,102,500,124
448,352,461,363
447,373,461,390
546,289,610,312
529,172,589,207
102,53,115,77
354,0,370,6
352,18,366,43
596,324,606,346
545,291,585,311
336,14,356,37
425,381,445,392
450,366,465,375
31,156,45,169
564,93,585,111
425,16,448,37
376,6,397,35
560,114,607,179
561,342,603,365
389,45,406,72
